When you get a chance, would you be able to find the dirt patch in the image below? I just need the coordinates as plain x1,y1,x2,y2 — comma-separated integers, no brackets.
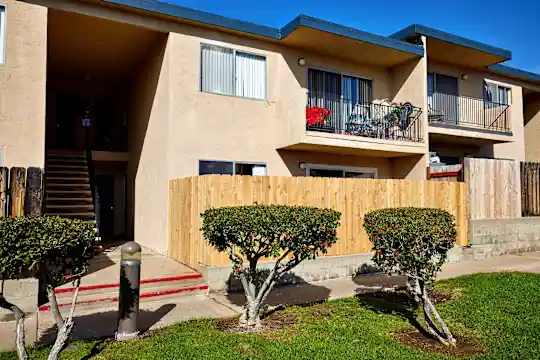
394,329,486,357
431,288,463,304
215,311,298,334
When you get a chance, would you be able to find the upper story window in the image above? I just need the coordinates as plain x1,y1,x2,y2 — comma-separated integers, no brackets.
484,81,511,105
0,5,6,64
307,68,373,106
200,44,266,100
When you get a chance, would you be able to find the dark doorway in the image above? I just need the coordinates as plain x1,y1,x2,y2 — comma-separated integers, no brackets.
95,175,115,240
55,92,84,149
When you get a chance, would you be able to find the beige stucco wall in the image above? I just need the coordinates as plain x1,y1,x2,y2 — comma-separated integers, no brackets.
524,94,540,162
428,61,525,161
0,0,46,167
127,35,170,252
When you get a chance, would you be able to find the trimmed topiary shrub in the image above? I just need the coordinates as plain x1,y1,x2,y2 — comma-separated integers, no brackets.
363,207,457,347
201,205,341,329
0,216,99,359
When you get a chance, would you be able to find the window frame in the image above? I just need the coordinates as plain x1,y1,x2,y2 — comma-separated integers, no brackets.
483,80,512,105
305,163,378,179
306,66,375,103
198,159,267,176
199,43,267,101
0,4,6,65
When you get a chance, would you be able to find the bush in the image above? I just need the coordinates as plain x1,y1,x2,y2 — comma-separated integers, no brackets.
202,205,340,328
0,216,99,359
363,207,457,346
0,216,98,284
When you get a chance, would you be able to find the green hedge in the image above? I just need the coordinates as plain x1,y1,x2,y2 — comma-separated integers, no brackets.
363,207,456,283
0,216,98,284
201,205,341,263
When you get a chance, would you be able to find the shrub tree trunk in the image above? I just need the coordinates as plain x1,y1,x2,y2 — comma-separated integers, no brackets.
0,290,27,360
410,278,456,347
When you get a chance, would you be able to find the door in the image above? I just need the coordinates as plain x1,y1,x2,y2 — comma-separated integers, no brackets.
430,73,459,123
95,175,115,240
56,92,84,149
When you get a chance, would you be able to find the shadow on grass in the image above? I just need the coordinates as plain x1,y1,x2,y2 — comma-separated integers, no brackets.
355,290,432,338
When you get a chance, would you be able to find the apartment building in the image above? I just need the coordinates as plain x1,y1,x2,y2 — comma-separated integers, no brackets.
1,0,540,253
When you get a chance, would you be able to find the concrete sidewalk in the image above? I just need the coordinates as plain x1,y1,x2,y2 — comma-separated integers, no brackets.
211,251,540,313
11,251,540,349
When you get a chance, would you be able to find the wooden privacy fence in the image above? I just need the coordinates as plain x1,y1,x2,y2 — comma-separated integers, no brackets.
168,175,469,269
463,158,519,220
522,162,540,216
0,167,43,218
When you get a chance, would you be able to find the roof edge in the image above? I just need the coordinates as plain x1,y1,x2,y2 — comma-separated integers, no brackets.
390,24,512,61
281,15,423,56
488,64,540,83
102,0,423,56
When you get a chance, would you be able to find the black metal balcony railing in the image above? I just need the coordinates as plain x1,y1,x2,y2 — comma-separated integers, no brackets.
306,96,423,143
428,92,510,133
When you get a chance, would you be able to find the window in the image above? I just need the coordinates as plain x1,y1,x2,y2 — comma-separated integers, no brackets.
0,5,5,64
307,69,373,126
484,82,511,105
200,44,266,100
199,160,267,176
306,164,377,179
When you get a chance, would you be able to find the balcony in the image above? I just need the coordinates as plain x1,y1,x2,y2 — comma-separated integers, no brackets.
306,97,423,143
428,92,510,133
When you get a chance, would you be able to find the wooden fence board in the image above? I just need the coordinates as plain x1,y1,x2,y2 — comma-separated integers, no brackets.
0,168,7,217
9,167,26,217
24,167,43,217
464,158,519,220
521,162,540,216
168,175,469,269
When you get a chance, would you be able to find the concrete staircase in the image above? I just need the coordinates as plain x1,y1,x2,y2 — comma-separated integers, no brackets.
44,150,96,226
39,249,209,314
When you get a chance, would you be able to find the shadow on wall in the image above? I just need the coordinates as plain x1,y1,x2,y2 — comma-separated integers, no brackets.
225,272,331,308
125,33,169,240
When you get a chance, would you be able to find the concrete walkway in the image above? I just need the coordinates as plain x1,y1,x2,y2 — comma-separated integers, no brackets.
26,251,540,346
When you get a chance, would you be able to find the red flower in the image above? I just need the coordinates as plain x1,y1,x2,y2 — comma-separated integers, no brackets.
396,253,400,259
312,250,317,255
236,268,242,273
426,266,430,270
378,249,382,255
322,242,327,247
306,107,331,126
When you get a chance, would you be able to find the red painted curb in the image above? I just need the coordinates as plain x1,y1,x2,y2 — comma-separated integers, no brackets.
55,273,203,294
39,285,209,311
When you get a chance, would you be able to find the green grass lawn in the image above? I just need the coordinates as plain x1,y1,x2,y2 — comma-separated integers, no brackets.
2,272,540,360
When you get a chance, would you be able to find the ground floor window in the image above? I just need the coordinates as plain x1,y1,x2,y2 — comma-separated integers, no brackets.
199,160,267,176
306,164,377,179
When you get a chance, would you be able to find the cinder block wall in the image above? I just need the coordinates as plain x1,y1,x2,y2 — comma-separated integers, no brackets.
468,218,540,256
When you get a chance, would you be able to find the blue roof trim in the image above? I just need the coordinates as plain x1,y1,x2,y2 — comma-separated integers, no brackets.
390,24,512,60
280,15,423,56
102,0,423,56
103,0,280,39
488,64,540,83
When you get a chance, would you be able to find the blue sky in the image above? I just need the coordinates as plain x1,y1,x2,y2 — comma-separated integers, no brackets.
165,0,539,73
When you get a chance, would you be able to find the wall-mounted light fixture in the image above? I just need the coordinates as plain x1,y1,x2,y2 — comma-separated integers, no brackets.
461,74,469,80
298,58,306,66
299,162,306,170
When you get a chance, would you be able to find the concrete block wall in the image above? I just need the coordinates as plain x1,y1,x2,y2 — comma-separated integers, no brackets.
0,278,39,351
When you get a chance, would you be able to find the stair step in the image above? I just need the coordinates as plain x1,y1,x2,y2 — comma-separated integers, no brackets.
46,197,92,201
45,204,94,210
46,165,88,170
47,152,86,158
45,177,89,182
46,183,91,188
46,189,92,194
45,213,95,218
46,170,89,175
54,274,205,300
47,158,87,164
